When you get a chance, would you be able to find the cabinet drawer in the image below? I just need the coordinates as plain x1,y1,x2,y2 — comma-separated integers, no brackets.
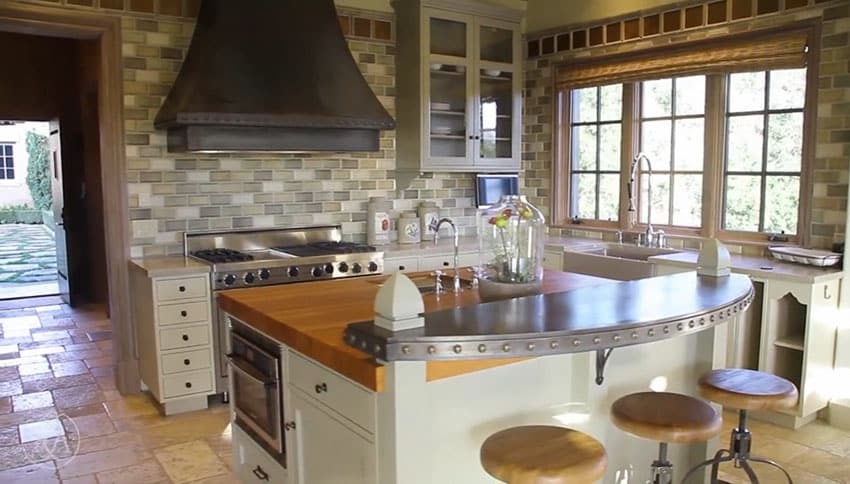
420,253,479,271
233,424,287,484
543,251,563,271
155,276,208,302
161,348,212,375
289,352,375,433
384,257,419,274
157,301,209,326
162,369,213,398
160,324,210,350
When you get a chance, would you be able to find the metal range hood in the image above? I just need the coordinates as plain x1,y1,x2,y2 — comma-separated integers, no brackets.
154,0,395,153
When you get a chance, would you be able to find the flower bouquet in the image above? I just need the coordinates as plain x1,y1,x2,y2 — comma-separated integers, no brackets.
477,195,545,301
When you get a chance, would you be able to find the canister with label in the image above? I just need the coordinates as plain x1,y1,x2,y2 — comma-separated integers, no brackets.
418,201,440,238
398,211,421,244
367,197,391,245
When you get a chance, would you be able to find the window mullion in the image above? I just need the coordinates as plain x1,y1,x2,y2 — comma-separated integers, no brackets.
759,72,771,233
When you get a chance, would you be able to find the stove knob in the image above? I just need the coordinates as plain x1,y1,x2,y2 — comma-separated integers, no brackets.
311,266,324,277
324,263,334,274
288,267,300,278
368,261,379,273
223,274,237,286
259,269,271,280
338,262,349,273
243,272,256,284
352,263,362,274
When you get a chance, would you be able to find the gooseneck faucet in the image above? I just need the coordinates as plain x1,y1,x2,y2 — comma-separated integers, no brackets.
628,153,664,248
431,217,461,293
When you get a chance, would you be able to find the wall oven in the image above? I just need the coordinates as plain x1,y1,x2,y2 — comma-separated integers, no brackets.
228,318,286,466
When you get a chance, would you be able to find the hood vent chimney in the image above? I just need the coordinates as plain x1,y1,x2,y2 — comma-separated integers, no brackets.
154,0,395,153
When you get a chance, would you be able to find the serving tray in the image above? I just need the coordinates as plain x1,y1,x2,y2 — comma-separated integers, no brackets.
768,246,842,267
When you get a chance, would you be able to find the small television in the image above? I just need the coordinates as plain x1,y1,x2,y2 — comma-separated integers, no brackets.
475,173,519,208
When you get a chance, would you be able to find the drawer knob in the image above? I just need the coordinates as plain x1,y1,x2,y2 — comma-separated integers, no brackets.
314,382,328,394
185,382,192,389
252,465,270,481
183,359,190,366
182,334,189,341
399,265,405,271
443,261,449,267
180,310,188,317
179,286,186,292
284,421,297,431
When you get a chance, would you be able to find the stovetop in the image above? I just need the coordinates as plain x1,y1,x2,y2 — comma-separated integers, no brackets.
185,226,384,290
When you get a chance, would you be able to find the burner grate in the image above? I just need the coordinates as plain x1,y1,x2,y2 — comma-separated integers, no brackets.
192,248,255,263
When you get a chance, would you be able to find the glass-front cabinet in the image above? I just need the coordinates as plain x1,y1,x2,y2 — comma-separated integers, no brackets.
395,1,522,185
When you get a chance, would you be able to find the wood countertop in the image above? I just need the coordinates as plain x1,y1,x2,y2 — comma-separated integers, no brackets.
217,270,612,392
129,257,210,278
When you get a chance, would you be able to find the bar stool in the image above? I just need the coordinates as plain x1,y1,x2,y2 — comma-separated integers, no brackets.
480,425,607,483
610,391,722,484
682,368,798,483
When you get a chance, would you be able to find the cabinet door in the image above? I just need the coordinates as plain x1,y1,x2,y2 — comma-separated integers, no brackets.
423,9,475,170
290,391,376,484
420,253,480,271
384,257,420,274
473,17,521,170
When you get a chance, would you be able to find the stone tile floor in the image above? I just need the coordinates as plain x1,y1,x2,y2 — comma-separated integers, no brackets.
0,303,236,483
0,302,848,483
0,224,58,299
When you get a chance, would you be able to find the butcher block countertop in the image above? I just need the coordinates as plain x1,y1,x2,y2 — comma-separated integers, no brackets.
217,270,612,392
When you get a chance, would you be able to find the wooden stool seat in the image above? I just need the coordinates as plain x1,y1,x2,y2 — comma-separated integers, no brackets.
698,369,798,411
480,425,607,484
610,392,722,444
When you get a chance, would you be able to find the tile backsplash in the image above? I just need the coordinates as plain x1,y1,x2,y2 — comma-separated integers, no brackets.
118,11,478,257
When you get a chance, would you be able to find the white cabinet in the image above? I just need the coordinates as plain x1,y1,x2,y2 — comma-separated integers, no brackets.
542,250,564,271
130,268,215,415
290,391,377,484
395,0,522,187
383,256,420,274
233,423,288,484
419,252,480,271
759,278,839,424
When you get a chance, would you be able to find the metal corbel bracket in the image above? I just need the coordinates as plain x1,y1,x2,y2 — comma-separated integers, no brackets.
595,348,614,385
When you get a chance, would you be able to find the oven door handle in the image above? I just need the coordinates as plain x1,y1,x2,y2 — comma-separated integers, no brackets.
228,355,277,387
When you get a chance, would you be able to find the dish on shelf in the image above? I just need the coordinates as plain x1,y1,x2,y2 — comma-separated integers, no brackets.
430,63,443,71
430,126,453,135
768,246,842,267
455,65,466,73
430,102,452,111
483,69,501,77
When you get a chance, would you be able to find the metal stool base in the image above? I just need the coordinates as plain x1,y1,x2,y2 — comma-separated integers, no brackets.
651,442,674,484
681,410,793,483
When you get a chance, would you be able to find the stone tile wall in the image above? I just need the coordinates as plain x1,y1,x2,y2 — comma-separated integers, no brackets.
523,0,850,250
13,0,479,257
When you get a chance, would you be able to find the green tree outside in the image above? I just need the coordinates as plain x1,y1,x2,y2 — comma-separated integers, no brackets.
25,131,52,211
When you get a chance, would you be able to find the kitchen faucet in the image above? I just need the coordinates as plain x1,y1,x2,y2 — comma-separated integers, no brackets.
430,218,461,293
628,152,664,248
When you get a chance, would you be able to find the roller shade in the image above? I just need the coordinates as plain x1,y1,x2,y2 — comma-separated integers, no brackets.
556,27,810,90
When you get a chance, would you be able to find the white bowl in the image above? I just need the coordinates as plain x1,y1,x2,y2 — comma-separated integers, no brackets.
483,69,501,77
430,63,443,71
455,65,466,73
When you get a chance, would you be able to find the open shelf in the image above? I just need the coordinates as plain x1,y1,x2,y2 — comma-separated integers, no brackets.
774,335,804,351
772,346,803,398
431,110,465,116
430,134,465,139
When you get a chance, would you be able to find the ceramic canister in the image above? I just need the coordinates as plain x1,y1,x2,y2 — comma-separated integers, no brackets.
367,197,390,245
418,201,440,238
398,211,421,244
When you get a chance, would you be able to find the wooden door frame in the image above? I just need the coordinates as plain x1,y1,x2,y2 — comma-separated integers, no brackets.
0,3,138,394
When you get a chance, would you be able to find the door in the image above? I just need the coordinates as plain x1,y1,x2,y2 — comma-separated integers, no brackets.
290,391,376,484
48,119,71,304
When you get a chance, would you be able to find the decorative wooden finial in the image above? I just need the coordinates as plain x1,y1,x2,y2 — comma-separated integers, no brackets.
697,238,731,277
373,273,425,331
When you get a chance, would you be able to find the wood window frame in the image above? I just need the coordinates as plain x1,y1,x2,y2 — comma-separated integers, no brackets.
0,142,14,180
551,20,819,246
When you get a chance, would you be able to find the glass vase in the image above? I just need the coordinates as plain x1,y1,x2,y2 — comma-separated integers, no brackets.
477,195,545,284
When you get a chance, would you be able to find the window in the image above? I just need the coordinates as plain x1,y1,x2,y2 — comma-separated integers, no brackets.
554,25,813,242
638,76,706,228
0,144,13,180
723,69,806,235
568,84,623,222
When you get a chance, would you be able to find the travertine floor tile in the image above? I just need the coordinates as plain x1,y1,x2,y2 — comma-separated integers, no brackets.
52,384,104,410
22,374,95,394
0,437,72,470
0,395,11,414
32,330,69,342
95,458,169,484
74,430,145,455
0,367,18,382
0,316,41,330
0,462,58,484
63,412,115,439
17,362,51,376
51,361,88,378
82,356,112,369
0,426,18,446
58,475,97,484
56,445,152,479
12,390,53,411
19,345,64,357
154,439,228,483
103,394,160,419
0,406,58,427
0,380,22,398
18,418,64,443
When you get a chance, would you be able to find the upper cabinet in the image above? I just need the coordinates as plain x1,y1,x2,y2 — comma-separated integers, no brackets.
395,0,523,187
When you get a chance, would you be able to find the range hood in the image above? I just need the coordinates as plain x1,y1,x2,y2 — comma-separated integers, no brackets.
154,0,395,153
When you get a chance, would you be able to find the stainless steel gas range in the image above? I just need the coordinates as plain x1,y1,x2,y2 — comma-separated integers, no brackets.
184,225,384,397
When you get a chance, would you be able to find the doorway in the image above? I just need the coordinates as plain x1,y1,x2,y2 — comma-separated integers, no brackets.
0,120,58,300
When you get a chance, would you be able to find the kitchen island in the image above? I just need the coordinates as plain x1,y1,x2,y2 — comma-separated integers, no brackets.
219,270,753,483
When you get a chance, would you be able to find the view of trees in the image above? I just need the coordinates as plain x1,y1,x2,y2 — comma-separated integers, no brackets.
25,131,52,211
568,67,806,236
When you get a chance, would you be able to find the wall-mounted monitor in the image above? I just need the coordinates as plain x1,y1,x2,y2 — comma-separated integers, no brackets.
475,173,519,208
